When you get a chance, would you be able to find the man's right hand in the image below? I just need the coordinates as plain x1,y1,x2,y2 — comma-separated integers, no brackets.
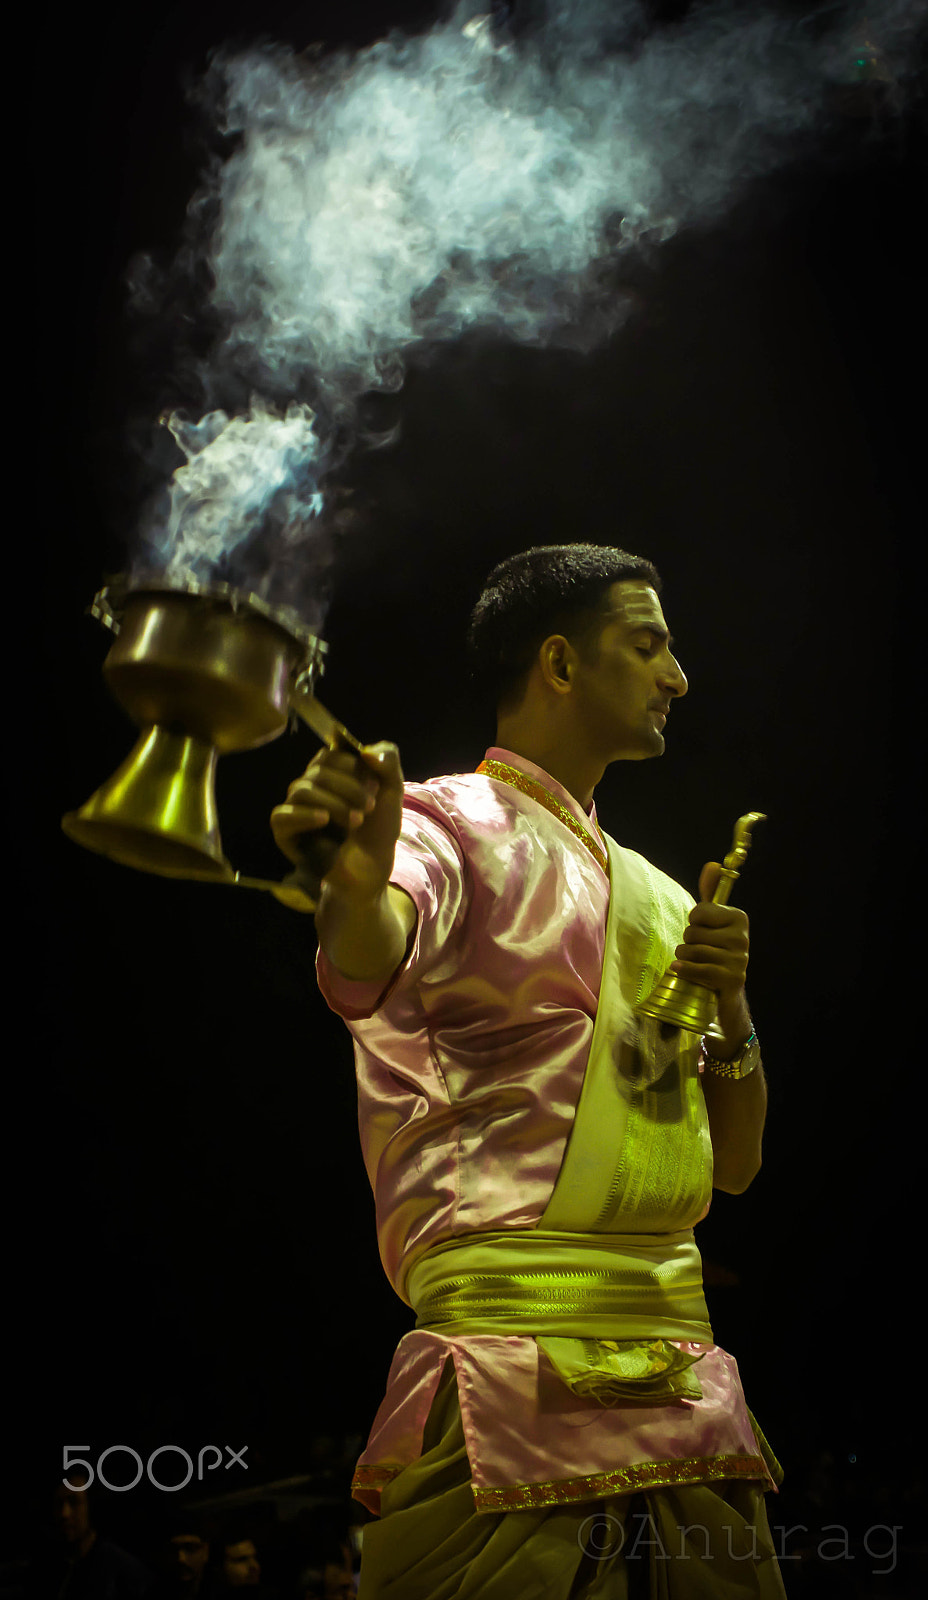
271,741,416,981
270,741,406,905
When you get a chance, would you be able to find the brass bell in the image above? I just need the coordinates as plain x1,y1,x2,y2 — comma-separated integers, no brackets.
637,812,766,1036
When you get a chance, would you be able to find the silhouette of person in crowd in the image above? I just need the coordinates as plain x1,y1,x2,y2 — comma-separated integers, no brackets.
150,1514,218,1599
214,1527,279,1596
23,1467,155,1598
296,1539,355,1600
217,1533,261,1589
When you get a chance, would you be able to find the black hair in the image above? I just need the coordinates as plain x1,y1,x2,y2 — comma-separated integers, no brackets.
153,1508,213,1545
218,1521,260,1553
466,543,661,712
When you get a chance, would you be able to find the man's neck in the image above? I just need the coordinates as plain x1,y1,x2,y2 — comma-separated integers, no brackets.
492,728,604,812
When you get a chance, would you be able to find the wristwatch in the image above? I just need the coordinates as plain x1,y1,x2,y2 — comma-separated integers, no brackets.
701,1028,761,1080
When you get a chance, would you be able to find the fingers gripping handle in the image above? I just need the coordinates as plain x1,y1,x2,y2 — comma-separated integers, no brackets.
277,696,366,906
281,819,349,904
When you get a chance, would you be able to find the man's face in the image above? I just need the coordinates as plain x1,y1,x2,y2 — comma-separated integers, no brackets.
223,1539,261,1586
322,1559,355,1599
169,1534,210,1585
53,1481,92,1545
569,580,688,760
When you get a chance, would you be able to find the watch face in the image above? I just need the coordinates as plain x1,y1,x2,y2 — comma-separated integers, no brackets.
738,1039,761,1076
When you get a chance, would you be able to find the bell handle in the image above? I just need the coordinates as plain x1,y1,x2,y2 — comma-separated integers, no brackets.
710,811,766,907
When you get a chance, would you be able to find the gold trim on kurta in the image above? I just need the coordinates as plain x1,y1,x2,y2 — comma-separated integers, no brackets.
353,1464,399,1488
476,759,609,876
470,1454,772,1511
352,1453,773,1512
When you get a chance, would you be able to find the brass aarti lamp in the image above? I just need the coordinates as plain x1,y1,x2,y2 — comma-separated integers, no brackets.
637,812,766,1037
61,576,359,908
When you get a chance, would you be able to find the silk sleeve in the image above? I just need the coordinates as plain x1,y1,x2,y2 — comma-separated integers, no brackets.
315,789,469,1020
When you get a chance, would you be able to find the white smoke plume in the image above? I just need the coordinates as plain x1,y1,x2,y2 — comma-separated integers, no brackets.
128,0,925,627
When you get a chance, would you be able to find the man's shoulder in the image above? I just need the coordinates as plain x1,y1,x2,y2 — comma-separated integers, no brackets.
398,771,526,869
72,1539,156,1597
401,770,499,824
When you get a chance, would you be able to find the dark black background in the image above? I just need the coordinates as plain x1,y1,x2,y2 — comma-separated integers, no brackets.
18,0,926,1566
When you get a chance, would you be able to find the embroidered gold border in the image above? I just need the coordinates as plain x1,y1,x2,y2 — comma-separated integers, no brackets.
477,759,609,876
353,1465,399,1488
352,1453,771,1511
470,1454,771,1511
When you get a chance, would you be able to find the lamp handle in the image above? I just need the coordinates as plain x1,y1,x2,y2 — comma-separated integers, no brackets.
280,821,349,904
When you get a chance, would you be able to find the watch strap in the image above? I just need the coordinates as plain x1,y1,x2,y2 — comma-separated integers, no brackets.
702,1028,760,1080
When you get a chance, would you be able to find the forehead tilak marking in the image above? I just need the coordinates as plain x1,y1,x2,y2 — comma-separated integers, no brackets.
609,593,668,630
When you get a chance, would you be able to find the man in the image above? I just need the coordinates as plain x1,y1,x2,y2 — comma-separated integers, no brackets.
217,1532,262,1590
150,1516,216,1598
270,545,785,1598
24,1467,155,1598
298,1545,357,1600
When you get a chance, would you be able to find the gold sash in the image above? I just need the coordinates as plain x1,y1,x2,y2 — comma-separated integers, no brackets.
540,833,714,1236
409,831,716,1405
409,1230,710,1337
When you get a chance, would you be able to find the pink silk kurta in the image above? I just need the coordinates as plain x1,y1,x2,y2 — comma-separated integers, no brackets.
315,748,776,1512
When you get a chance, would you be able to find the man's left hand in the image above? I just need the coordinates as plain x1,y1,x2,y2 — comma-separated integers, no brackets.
670,861,751,1038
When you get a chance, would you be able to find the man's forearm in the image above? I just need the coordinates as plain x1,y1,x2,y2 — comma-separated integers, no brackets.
315,882,415,982
702,994,767,1194
702,1062,767,1193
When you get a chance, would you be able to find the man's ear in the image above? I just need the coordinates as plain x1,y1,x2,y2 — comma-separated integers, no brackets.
539,635,574,693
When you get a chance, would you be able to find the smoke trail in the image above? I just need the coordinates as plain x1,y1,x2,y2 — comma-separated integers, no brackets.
127,0,925,627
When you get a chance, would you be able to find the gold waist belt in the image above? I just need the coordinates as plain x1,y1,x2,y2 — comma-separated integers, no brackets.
408,1228,712,1342
408,1230,713,1405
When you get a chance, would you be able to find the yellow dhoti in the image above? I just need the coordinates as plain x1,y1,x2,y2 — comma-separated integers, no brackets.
358,1361,787,1599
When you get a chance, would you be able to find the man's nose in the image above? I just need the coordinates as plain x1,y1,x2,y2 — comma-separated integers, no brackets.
660,655,688,699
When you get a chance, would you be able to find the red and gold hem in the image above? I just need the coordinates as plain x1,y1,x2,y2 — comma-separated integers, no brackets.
353,1465,399,1490
353,1453,771,1513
